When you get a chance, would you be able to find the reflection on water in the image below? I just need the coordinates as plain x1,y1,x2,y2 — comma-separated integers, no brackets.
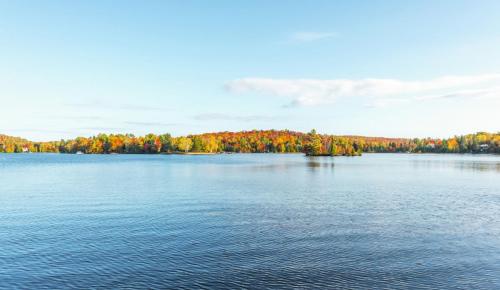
410,155,500,172
454,161,500,172
306,157,335,169
0,153,499,289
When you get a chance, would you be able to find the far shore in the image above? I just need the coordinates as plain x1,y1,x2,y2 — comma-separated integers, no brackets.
163,152,219,155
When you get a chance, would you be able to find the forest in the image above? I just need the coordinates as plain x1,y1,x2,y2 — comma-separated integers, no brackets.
1,130,499,156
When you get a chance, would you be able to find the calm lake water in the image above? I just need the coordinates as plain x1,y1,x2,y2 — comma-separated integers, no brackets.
1,153,499,289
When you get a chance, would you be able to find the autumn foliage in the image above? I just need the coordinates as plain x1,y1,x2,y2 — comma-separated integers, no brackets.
1,130,499,155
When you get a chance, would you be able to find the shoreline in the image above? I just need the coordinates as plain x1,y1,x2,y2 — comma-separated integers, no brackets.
163,152,218,155
2,152,498,156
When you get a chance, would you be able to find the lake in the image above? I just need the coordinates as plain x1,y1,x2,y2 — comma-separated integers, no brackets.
1,153,499,289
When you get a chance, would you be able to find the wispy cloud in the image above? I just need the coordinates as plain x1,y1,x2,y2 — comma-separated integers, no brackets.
291,31,337,42
77,126,123,131
66,101,171,111
6,129,75,134
193,113,280,122
226,74,500,107
124,121,179,127
45,115,106,121
414,87,497,101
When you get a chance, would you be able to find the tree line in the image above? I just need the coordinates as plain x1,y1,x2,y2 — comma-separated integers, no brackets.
1,130,499,155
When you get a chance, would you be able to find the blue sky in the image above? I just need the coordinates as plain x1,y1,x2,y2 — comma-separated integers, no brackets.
1,1,500,141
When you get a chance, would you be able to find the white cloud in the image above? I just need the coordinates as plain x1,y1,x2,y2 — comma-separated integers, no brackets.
291,31,337,42
226,74,500,107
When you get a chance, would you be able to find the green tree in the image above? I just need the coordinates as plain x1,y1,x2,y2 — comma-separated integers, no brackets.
159,134,172,152
191,136,204,152
330,139,338,156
